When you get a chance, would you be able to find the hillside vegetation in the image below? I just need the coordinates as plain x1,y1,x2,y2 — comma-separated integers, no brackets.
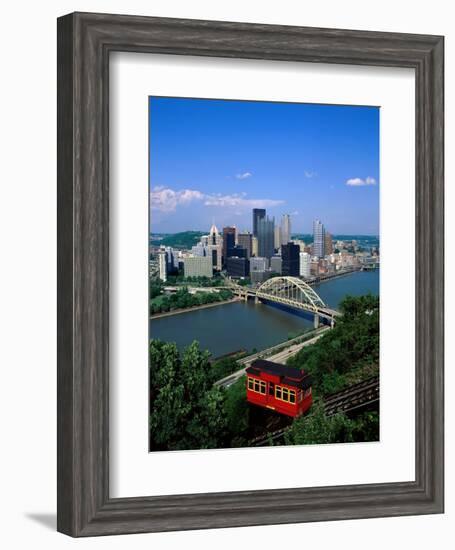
150,231,205,249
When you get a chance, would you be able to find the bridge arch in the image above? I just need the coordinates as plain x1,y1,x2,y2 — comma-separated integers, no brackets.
256,276,326,312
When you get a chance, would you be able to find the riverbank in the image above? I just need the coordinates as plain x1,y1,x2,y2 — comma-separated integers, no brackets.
150,296,241,319
150,270,379,357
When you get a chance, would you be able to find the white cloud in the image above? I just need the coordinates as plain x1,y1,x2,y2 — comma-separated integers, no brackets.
150,186,283,212
150,187,204,212
204,193,283,209
304,170,317,178
235,171,253,180
346,176,377,187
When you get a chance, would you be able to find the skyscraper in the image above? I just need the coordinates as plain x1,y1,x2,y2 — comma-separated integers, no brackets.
226,257,249,278
252,208,266,237
281,214,291,245
281,243,300,276
274,225,282,250
207,223,223,270
252,236,259,257
158,249,167,282
227,245,247,258
299,251,311,278
222,226,236,262
257,216,275,259
324,231,333,255
164,246,178,274
237,232,253,259
313,219,325,258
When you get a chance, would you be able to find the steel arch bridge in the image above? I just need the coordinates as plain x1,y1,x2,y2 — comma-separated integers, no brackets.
254,276,340,324
256,276,325,311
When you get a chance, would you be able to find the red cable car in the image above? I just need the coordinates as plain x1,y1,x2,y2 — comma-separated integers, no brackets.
246,359,312,418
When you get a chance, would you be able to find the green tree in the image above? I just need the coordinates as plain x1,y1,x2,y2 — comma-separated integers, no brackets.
284,401,355,445
149,340,227,450
149,279,163,299
210,356,239,383
287,294,379,396
350,411,379,442
222,377,250,447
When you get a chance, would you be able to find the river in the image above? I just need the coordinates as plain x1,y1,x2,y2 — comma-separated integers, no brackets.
149,270,379,358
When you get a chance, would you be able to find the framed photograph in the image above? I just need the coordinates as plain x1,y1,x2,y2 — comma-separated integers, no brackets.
57,12,444,536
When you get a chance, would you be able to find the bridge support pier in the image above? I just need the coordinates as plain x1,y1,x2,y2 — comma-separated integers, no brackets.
254,296,259,305
313,314,319,329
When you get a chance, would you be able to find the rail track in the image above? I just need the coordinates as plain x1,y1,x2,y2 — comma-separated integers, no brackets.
323,376,379,417
249,376,379,447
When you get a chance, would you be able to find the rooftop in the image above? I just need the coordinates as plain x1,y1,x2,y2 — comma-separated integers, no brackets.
247,359,312,389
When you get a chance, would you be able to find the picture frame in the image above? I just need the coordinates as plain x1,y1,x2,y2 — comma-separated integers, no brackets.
57,12,444,536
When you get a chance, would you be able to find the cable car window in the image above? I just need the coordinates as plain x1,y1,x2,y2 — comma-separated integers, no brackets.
289,391,296,404
275,387,282,399
247,378,254,390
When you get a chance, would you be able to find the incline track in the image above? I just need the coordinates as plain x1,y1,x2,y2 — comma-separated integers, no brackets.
249,376,379,447
323,376,379,417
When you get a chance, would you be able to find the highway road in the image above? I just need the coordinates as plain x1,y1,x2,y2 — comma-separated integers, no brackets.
265,339,315,364
215,327,329,388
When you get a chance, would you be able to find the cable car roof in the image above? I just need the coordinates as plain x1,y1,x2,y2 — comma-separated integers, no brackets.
247,359,312,389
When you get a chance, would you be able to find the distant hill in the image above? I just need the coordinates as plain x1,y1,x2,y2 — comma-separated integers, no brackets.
150,231,205,249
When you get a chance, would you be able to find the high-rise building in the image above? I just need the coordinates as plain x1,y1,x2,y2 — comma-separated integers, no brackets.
183,256,213,278
257,216,275,259
281,243,300,276
252,208,266,237
313,219,325,258
191,244,205,257
222,226,236,262
281,214,291,245
227,245,247,259
193,225,224,270
270,255,282,275
250,256,268,272
252,236,259,257
226,257,249,278
324,231,333,255
299,252,311,278
274,225,282,251
158,249,167,282
310,259,320,276
164,246,178,274
207,223,223,270
237,232,253,258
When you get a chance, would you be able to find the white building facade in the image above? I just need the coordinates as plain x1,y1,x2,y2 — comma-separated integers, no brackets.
299,251,311,278
183,256,213,278
158,250,167,282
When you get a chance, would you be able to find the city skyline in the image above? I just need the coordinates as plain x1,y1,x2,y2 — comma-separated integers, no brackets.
149,96,380,235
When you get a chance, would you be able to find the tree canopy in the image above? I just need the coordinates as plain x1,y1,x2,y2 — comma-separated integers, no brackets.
149,340,226,451
284,401,379,445
150,287,233,315
287,294,379,396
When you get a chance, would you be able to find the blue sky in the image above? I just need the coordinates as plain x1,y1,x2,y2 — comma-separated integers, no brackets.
149,97,379,235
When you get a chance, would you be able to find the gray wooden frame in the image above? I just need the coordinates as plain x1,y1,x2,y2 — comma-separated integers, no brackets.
57,12,444,537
